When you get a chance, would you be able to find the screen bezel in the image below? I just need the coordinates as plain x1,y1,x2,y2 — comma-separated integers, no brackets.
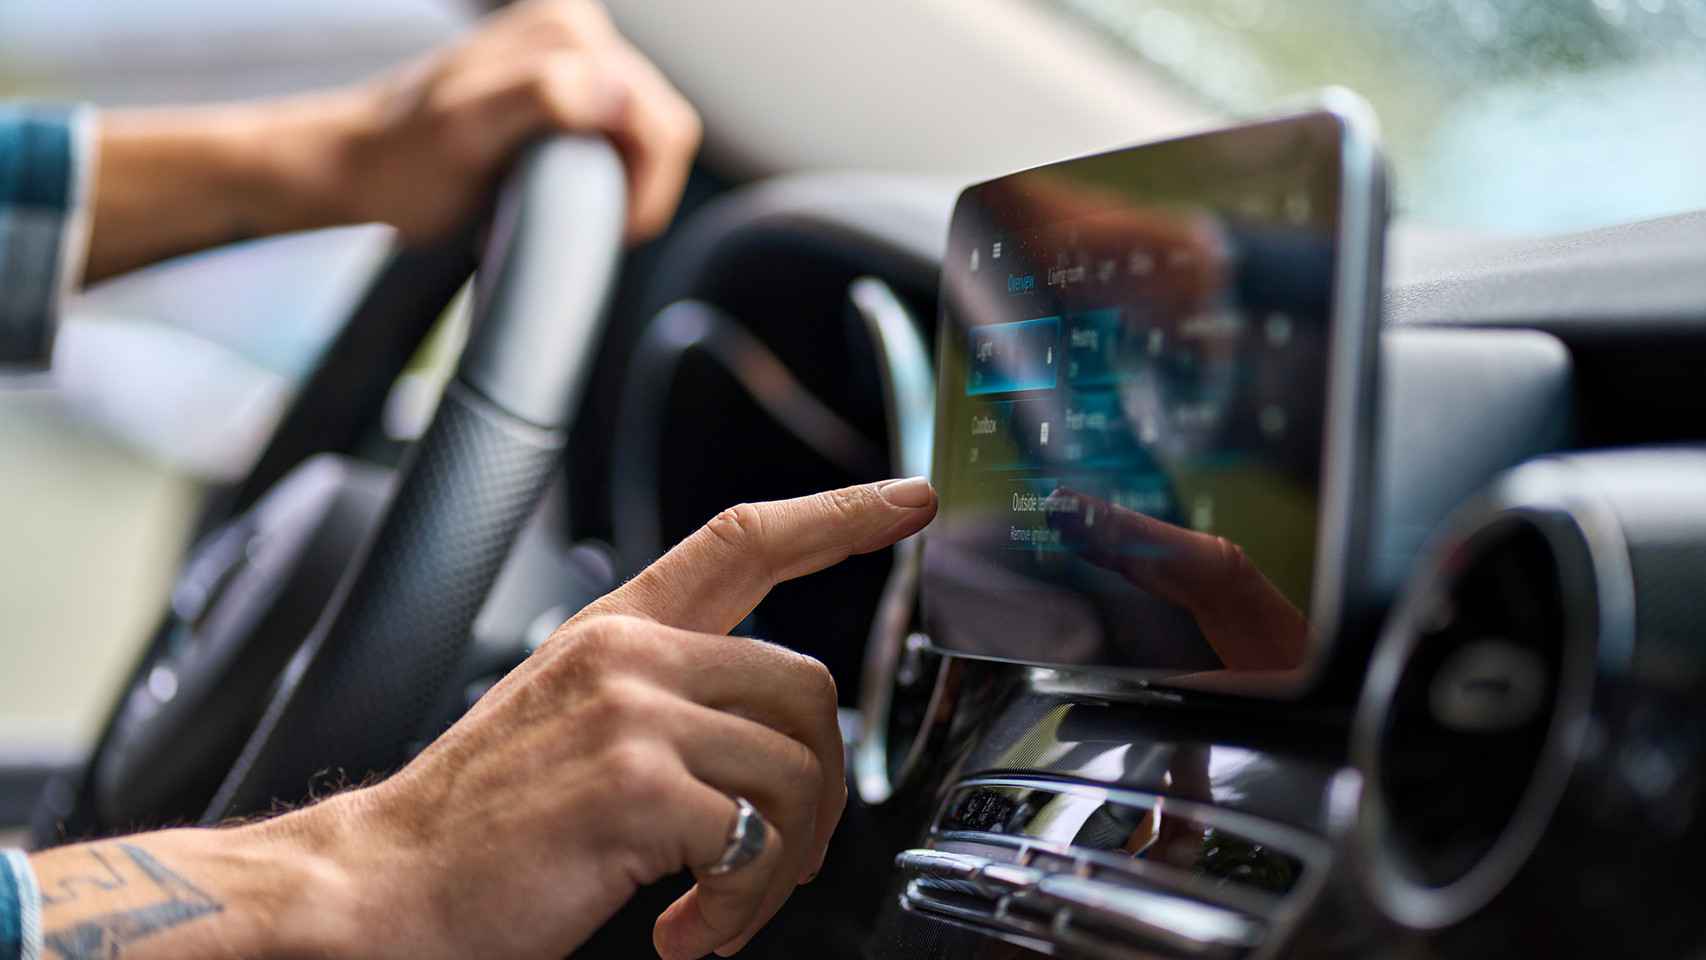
923,94,1386,700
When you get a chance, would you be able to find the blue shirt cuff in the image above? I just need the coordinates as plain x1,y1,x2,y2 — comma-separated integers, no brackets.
0,102,95,369
1,848,43,960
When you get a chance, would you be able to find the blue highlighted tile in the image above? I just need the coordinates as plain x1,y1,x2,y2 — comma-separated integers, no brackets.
967,316,1060,396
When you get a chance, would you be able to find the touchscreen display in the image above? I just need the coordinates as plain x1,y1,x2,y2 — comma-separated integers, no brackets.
924,113,1353,678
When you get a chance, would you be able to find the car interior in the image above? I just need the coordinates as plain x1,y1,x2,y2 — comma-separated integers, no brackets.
3,1,1705,957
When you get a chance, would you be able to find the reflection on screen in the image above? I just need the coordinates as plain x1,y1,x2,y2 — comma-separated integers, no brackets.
925,115,1342,676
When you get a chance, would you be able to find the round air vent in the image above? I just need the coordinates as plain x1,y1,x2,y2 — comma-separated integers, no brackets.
1352,456,1625,929
1354,449,1706,951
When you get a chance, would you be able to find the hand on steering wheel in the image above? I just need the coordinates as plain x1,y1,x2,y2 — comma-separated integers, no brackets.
336,0,701,246
322,478,935,959
71,0,707,840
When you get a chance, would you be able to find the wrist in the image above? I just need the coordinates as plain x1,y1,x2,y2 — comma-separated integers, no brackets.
25,810,363,960
221,88,379,236
231,793,370,959
88,91,379,280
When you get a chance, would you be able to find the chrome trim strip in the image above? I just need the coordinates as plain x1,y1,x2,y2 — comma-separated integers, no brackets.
895,848,988,881
981,861,1046,893
899,846,1265,957
897,848,1046,897
899,884,1061,955
1038,874,1264,954
940,775,1330,865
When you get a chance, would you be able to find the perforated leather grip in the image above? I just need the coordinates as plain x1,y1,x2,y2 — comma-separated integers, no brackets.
206,384,564,818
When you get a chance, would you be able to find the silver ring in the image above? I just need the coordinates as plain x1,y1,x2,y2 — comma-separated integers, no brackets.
704,796,766,876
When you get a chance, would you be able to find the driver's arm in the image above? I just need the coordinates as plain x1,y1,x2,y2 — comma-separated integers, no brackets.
88,0,701,282
0,0,697,372
11,478,938,960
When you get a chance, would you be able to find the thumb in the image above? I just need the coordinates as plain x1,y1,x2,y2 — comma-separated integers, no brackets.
584,477,936,634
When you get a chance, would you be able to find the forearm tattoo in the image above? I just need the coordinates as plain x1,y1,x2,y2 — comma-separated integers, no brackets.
39,844,222,959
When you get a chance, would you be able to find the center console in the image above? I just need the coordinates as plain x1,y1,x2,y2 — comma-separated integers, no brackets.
864,97,1389,959
858,92,1706,960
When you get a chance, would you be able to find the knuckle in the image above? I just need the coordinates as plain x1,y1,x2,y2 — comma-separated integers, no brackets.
578,674,656,735
422,86,469,132
533,625,606,695
544,0,584,31
600,739,673,806
1214,536,1250,575
526,57,574,105
665,103,703,152
527,9,577,46
799,654,838,712
758,823,787,868
538,0,609,41
787,740,826,797
695,905,744,944
567,613,645,661
558,615,617,664
555,612,686,681
569,0,615,34
526,62,557,101
706,502,767,556
822,485,868,522
834,777,850,821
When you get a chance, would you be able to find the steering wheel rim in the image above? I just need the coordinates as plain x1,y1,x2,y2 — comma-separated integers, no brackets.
48,136,625,828
197,135,626,820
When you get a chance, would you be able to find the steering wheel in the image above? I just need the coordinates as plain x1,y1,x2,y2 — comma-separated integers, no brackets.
42,136,627,836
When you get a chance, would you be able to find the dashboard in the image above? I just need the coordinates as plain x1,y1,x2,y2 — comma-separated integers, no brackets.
578,112,1706,959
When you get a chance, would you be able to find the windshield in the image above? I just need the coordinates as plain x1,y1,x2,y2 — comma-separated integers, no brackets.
1040,0,1706,233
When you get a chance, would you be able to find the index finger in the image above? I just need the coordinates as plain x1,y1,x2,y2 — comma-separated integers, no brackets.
585,478,937,634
